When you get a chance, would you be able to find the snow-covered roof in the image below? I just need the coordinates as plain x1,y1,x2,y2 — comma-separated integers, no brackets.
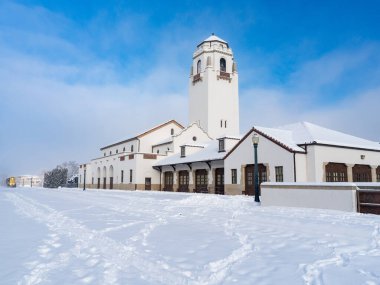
152,136,173,147
254,126,306,153
203,34,227,43
216,135,242,140
278,122,380,151
100,120,183,150
154,140,237,166
198,34,228,47
182,143,207,148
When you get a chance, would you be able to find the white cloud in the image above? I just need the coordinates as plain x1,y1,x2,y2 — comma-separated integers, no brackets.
1,1,379,177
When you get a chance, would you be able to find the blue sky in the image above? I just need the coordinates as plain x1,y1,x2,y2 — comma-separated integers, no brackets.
1,0,380,176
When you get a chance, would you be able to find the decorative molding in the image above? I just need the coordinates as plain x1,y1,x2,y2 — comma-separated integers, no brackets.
217,71,232,83
192,73,202,85
193,49,232,59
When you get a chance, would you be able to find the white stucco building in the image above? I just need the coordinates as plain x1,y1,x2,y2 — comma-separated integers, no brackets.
79,34,380,195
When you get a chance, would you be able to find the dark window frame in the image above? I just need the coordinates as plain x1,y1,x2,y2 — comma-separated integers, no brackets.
231,169,237,184
197,60,201,74
220,58,226,72
218,139,225,152
275,166,284,182
325,162,348,182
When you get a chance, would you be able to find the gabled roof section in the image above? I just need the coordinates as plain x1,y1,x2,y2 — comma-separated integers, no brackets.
100,120,184,151
278,122,380,151
224,126,306,160
175,122,213,139
154,139,236,167
137,120,184,138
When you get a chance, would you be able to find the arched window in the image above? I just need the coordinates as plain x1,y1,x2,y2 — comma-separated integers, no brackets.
171,128,174,135
131,145,134,152
325,163,347,182
197,60,201,74
220,58,226,72
353,164,372,182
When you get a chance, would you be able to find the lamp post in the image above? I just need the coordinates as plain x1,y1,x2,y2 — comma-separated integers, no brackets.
83,164,86,191
252,134,260,203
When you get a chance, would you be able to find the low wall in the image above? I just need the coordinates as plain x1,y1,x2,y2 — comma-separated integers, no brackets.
261,182,358,212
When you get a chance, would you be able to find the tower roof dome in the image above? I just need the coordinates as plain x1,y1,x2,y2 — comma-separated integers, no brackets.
197,33,228,48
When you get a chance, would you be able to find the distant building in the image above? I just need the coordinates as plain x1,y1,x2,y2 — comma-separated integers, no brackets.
15,175,42,187
79,34,380,195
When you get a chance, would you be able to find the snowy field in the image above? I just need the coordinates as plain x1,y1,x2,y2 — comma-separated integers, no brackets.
1,187,379,285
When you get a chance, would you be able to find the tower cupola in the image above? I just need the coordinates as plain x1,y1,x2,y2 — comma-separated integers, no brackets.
188,34,240,138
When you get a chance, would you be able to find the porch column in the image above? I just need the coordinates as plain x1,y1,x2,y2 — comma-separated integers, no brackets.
241,165,246,194
210,168,215,194
173,170,178,192
371,166,377,182
346,164,354,182
322,162,328,182
190,170,196,192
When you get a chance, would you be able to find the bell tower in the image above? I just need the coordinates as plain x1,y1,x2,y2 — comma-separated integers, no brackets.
189,34,240,138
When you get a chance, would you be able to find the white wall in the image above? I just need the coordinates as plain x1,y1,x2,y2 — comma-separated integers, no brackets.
152,143,173,155
261,182,358,212
295,153,308,182
139,122,183,153
135,154,161,187
100,140,139,159
307,145,380,182
224,132,296,184
172,123,212,152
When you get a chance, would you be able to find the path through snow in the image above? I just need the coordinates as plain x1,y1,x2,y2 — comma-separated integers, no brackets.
1,187,379,285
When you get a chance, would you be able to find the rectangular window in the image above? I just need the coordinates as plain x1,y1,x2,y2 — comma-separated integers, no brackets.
377,173,380,182
130,169,133,183
181,146,186,157
275,166,283,182
225,120,227,128
92,177,94,184
121,170,124,183
231,169,237,184
219,139,225,152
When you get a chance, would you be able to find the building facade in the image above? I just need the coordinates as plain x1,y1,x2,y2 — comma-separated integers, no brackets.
79,35,380,195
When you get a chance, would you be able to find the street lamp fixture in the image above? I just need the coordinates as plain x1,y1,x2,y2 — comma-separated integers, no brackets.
252,134,260,203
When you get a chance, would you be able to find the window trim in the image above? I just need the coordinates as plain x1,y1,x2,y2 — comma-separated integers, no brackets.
231,169,237,184
275,166,284,182
197,60,201,74
218,139,225,152
220,58,226,72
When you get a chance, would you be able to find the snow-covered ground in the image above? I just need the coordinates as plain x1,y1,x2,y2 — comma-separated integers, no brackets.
1,187,379,285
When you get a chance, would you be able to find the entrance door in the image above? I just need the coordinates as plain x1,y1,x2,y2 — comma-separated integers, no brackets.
103,178,106,189
110,177,113,189
145,178,151,190
215,168,224,195
178,170,189,192
195,169,208,193
164,172,173,191
245,164,267,196
97,178,100,189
